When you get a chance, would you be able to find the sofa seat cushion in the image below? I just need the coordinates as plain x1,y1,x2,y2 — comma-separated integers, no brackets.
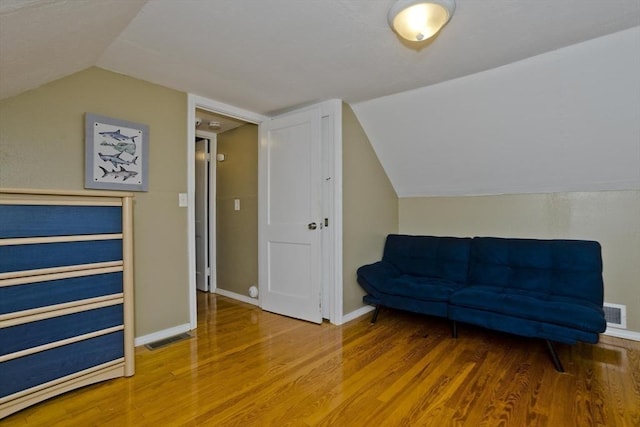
381,275,463,302
450,286,606,333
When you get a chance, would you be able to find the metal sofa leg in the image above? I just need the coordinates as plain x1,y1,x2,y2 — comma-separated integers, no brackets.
451,320,457,338
371,305,381,323
545,339,565,372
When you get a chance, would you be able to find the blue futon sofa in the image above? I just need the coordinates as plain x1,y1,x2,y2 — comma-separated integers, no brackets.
357,234,607,371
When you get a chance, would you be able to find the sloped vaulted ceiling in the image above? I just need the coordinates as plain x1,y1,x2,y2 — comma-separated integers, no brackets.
353,28,640,197
1,1,639,196
2,0,639,113
0,0,147,100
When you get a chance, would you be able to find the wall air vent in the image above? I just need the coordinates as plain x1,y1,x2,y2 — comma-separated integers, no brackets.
603,302,626,329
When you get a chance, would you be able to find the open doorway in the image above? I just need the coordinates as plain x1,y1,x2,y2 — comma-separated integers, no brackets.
187,96,268,329
194,108,258,302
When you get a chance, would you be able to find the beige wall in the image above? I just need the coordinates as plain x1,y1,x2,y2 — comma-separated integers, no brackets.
0,67,189,338
400,191,640,332
342,103,399,314
216,124,259,297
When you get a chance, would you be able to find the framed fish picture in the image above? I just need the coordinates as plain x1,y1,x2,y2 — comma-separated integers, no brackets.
85,113,149,191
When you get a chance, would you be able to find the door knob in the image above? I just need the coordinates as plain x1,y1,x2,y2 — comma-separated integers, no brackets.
308,222,318,230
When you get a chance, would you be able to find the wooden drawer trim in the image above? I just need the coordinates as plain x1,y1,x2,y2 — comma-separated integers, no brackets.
0,325,124,363
0,295,123,327
0,187,132,199
0,199,122,207
0,261,123,281
0,233,123,247
0,265,123,288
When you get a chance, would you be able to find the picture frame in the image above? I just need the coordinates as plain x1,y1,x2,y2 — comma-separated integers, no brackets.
85,113,149,191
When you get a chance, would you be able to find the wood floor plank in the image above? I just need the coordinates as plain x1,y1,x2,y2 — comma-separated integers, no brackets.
2,293,639,426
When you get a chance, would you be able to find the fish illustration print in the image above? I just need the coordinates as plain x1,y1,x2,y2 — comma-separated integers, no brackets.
98,152,138,168
99,166,138,181
100,141,136,155
99,129,138,143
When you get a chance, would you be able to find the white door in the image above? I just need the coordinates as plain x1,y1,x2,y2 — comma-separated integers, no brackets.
259,108,323,323
195,138,209,292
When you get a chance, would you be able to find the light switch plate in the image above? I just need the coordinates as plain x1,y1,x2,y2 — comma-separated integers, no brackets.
234,199,240,211
179,193,188,207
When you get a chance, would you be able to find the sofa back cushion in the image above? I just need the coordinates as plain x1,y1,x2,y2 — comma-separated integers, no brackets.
382,235,472,285
469,237,604,304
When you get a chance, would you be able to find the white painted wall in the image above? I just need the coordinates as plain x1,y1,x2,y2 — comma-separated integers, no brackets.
352,27,640,197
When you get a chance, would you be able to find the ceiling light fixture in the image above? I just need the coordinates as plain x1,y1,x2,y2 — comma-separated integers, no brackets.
388,0,455,42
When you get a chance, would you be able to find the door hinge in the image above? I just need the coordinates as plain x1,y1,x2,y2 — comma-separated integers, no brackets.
206,153,211,161
206,267,211,277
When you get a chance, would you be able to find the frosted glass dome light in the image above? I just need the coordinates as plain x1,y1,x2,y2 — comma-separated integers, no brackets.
388,0,455,42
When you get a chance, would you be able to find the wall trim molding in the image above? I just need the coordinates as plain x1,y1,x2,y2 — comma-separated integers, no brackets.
134,323,191,347
215,289,260,306
133,312,638,348
342,304,375,324
603,327,640,342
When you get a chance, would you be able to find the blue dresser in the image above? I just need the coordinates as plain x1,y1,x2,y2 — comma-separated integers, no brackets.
0,188,135,418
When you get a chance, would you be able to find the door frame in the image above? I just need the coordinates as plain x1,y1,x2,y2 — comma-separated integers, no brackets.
187,94,267,329
187,94,343,329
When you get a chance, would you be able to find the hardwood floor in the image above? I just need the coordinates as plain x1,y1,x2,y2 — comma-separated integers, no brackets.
3,292,639,426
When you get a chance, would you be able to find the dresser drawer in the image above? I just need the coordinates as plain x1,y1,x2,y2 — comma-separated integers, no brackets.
0,240,122,273
0,331,124,398
1,305,123,356
0,272,123,314
0,205,122,238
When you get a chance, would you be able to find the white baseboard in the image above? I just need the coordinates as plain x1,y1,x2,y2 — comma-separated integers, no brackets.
133,308,637,348
134,323,192,347
215,288,260,306
603,326,640,342
341,304,375,324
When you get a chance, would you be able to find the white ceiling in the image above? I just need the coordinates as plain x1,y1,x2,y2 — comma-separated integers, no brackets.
353,27,640,197
1,0,639,114
0,0,147,101
1,0,638,197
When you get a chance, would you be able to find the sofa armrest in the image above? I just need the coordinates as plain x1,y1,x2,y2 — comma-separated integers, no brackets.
357,261,400,299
